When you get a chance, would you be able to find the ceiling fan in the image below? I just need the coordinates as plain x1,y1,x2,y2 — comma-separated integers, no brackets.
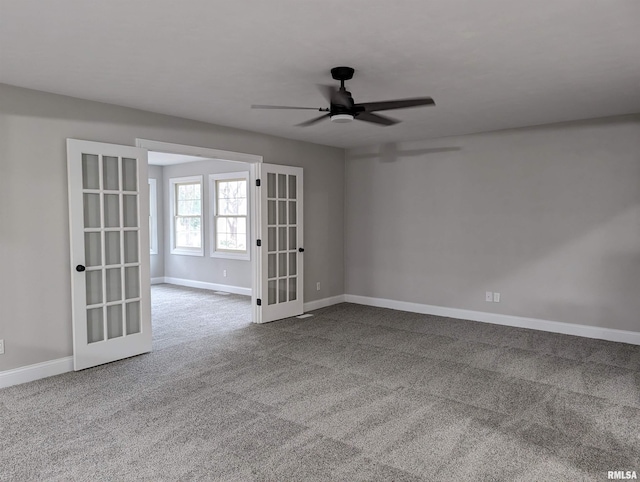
251,66,435,127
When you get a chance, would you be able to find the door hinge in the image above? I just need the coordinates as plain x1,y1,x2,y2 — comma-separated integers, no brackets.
257,239,262,247
256,179,261,187
257,298,262,306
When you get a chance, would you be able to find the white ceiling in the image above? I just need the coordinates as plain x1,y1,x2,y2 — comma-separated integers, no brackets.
1,0,639,148
148,152,206,166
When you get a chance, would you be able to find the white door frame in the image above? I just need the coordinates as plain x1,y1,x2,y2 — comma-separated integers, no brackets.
135,139,264,323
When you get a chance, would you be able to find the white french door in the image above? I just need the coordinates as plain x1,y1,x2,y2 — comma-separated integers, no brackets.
257,164,304,323
67,139,151,371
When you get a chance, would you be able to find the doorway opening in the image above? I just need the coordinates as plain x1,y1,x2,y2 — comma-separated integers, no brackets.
142,141,259,333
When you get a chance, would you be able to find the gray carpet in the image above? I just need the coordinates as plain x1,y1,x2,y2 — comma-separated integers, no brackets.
2,284,640,481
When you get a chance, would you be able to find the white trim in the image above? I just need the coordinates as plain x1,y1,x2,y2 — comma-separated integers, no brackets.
344,295,640,346
150,277,165,285
148,178,158,255
209,171,250,261
169,175,204,256
303,295,346,312
164,277,251,296
135,139,263,165
0,357,73,389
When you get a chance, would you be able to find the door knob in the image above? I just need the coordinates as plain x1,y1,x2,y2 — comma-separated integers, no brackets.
76,264,86,272
298,247,304,253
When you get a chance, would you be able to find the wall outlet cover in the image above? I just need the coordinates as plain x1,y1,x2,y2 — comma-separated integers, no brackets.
493,292,501,303
485,291,493,302
0,339,4,355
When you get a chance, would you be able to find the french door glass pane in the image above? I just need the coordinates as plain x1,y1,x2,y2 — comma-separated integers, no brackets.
289,201,297,224
278,201,287,224
124,231,138,263
268,280,277,305
268,227,276,252
278,253,287,277
106,268,122,302
126,302,141,334
289,252,297,276
278,278,287,303
288,277,297,301
123,195,137,227
104,194,120,228
267,173,276,198
268,200,276,225
86,307,104,343
125,266,140,299
268,254,277,279
83,193,101,228
122,158,137,191
105,231,121,265
84,232,101,267
289,227,296,251
82,154,100,190
278,227,287,251
278,174,287,198
288,175,296,199
86,270,102,305
107,305,123,339
103,156,119,190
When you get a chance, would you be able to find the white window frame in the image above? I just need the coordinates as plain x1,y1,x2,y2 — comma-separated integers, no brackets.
170,175,204,256
209,171,250,261
149,178,158,255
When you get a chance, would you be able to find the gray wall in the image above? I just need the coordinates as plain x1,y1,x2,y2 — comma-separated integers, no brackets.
346,115,640,332
162,159,251,289
0,83,345,372
148,164,164,279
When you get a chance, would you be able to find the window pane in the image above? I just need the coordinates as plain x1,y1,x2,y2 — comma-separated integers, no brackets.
177,199,201,216
217,179,247,215
175,216,201,248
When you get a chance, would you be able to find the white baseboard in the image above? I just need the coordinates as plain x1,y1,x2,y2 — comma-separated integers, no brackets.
163,277,252,296
344,294,640,346
0,356,73,389
303,295,346,312
150,277,165,285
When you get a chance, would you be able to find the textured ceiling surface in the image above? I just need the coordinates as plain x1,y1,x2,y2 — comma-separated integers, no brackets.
1,0,639,148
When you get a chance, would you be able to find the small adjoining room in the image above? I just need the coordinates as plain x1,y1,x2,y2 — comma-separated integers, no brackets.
1,1,639,480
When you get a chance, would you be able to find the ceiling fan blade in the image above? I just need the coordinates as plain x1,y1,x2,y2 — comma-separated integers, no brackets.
355,112,400,126
357,97,435,113
296,113,331,127
317,84,350,107
251,104,325,110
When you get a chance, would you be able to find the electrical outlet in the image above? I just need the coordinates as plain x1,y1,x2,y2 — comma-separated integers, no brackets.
0,339,4,355
493,292,501,303
485,291,493,302
223,270,227,277
316,282,321,291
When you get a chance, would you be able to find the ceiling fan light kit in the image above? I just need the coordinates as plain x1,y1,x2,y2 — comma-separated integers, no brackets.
252,66,435,127
330,114,354,123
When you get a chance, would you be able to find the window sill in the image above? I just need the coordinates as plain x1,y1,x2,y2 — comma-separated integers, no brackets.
171,248,204,257
210,251,250,261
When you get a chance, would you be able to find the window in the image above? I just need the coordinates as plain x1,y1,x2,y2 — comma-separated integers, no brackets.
210,172,249,260
148,178,158,255
170,176,203,256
